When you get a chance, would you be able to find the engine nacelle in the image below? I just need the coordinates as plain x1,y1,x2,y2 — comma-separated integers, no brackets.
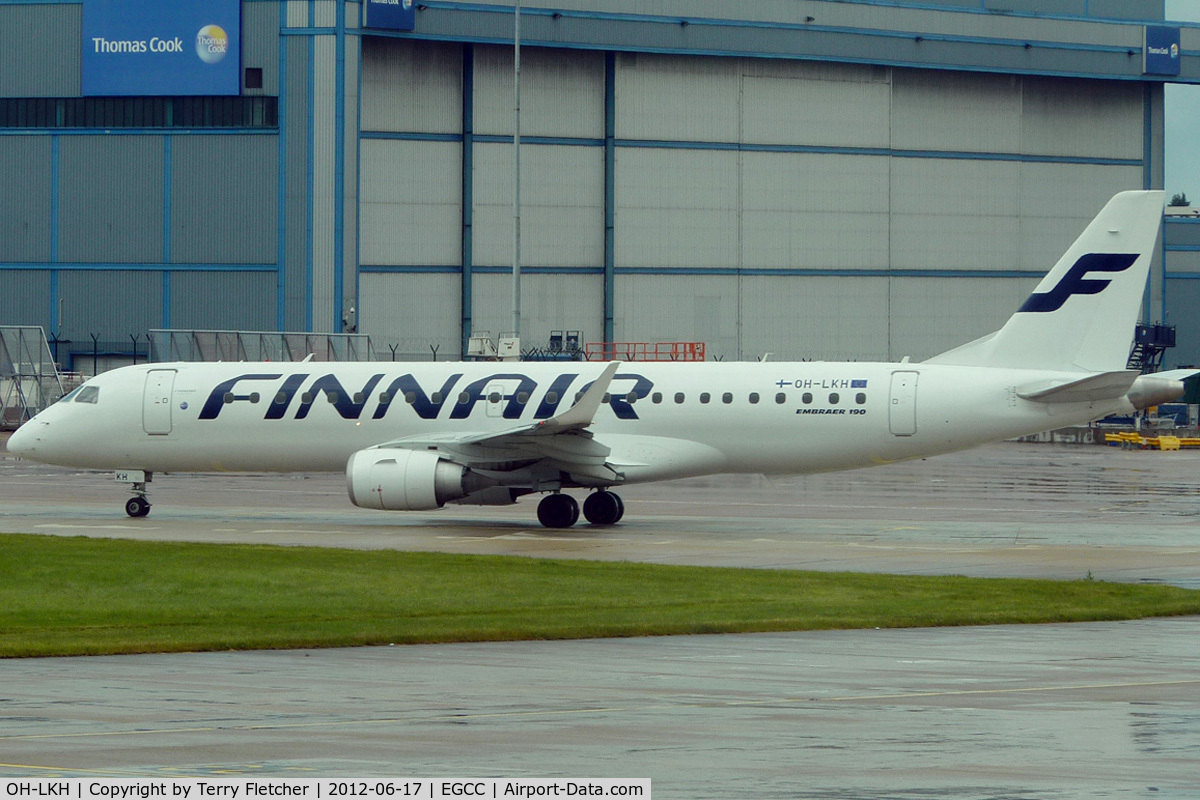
347,448,474,511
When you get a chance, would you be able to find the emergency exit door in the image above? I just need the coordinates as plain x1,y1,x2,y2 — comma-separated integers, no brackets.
888,371,918,436
143,369,176,435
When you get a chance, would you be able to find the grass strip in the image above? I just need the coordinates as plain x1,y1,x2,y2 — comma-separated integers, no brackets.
2,533,1198,658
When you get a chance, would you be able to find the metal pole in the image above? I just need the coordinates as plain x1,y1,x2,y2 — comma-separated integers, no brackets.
511,0,522,342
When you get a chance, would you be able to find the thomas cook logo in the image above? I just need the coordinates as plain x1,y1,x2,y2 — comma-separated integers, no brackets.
196,25,229,64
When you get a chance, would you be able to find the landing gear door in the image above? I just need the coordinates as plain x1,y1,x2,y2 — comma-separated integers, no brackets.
143,369,177,435
888,370,918,436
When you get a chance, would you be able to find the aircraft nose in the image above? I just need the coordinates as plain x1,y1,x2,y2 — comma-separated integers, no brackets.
6,422,40,457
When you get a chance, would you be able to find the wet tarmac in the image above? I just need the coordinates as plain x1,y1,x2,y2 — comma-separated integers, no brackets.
2,436,1200,796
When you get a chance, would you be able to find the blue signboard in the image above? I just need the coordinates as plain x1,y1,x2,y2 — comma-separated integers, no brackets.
1144,26,1181,77
82,0,241,96
364,0,416,32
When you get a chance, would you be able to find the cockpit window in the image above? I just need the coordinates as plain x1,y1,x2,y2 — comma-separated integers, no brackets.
75,386,100,404
57,386,83,403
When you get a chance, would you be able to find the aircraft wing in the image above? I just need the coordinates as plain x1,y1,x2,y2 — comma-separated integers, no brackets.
368,361,624,483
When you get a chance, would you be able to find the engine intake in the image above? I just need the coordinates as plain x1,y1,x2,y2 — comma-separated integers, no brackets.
347,448,478,510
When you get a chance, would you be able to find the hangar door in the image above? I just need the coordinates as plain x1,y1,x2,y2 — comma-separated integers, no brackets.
142,369,177,435
888,371,918,437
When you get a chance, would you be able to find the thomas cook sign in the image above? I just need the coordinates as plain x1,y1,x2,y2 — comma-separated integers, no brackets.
82,0,241,96
364,0,416,32
1143,26,1181,77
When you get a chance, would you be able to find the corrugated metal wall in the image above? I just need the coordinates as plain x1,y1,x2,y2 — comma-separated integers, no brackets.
0,271,51,330
0,137,51,262
243,1,281,96
58,137,164,264
58,271,161,339
472,143,604,268
171,136,278,265
360,139,463,266
0,4,80,97
357,37,1153,360
360,272,462,358
169,272,277,331
0,2,1167,366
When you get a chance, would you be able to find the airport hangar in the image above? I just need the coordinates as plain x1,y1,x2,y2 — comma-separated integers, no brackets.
2,0,1200,373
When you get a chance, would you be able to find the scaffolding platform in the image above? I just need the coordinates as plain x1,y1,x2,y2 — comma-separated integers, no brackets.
1,326,70,430
584,341,706,362
148,330,377,363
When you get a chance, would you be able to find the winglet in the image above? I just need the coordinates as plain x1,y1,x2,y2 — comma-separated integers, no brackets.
533,361,620,435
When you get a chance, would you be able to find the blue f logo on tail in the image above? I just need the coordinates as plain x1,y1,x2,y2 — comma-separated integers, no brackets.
1018,253,1139,313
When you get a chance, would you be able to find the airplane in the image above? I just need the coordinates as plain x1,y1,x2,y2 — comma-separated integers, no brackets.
7,190,1192,528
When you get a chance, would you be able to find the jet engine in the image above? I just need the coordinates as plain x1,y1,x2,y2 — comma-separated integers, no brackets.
346,448,494,510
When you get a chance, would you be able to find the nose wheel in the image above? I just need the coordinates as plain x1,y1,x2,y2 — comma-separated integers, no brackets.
125,493,151,518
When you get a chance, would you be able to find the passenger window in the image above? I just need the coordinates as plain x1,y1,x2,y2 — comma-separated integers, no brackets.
379,392,392,404
829,393,839,404
546,391,559,405
75,386,100,404
458,392,470,404
856,392,867,405
603,393,612,404
517,391,529,404
775,392,786,404
250,393,261,404
488,392,502,403
301,392,313,404
700,392,711,404
802,392,812,404
626,392,637,404
352,392,364,404
274,391,288,405
327,391,340,404
652,392,663,404
749,392,759,404
674,392,685,404
223,392,235,404
431,392,443,404
722,392,733,404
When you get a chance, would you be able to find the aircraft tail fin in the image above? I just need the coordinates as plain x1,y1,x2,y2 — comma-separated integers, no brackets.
925,190,1165,373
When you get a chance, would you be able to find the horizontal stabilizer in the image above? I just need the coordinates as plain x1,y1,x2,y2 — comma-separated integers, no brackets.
1016,371,1138,404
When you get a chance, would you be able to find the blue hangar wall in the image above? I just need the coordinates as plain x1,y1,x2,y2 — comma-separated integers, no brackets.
1,0,1200,369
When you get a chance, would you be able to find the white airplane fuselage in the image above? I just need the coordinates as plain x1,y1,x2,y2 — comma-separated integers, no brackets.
14,359,1128,480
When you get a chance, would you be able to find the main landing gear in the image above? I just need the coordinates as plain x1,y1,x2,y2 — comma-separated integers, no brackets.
536,490,625,529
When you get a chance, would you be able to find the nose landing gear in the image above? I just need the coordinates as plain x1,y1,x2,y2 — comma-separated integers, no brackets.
115,470,153,518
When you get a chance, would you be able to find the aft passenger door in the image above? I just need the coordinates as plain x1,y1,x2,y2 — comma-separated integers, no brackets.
888,370,918,436
142,369,177,435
